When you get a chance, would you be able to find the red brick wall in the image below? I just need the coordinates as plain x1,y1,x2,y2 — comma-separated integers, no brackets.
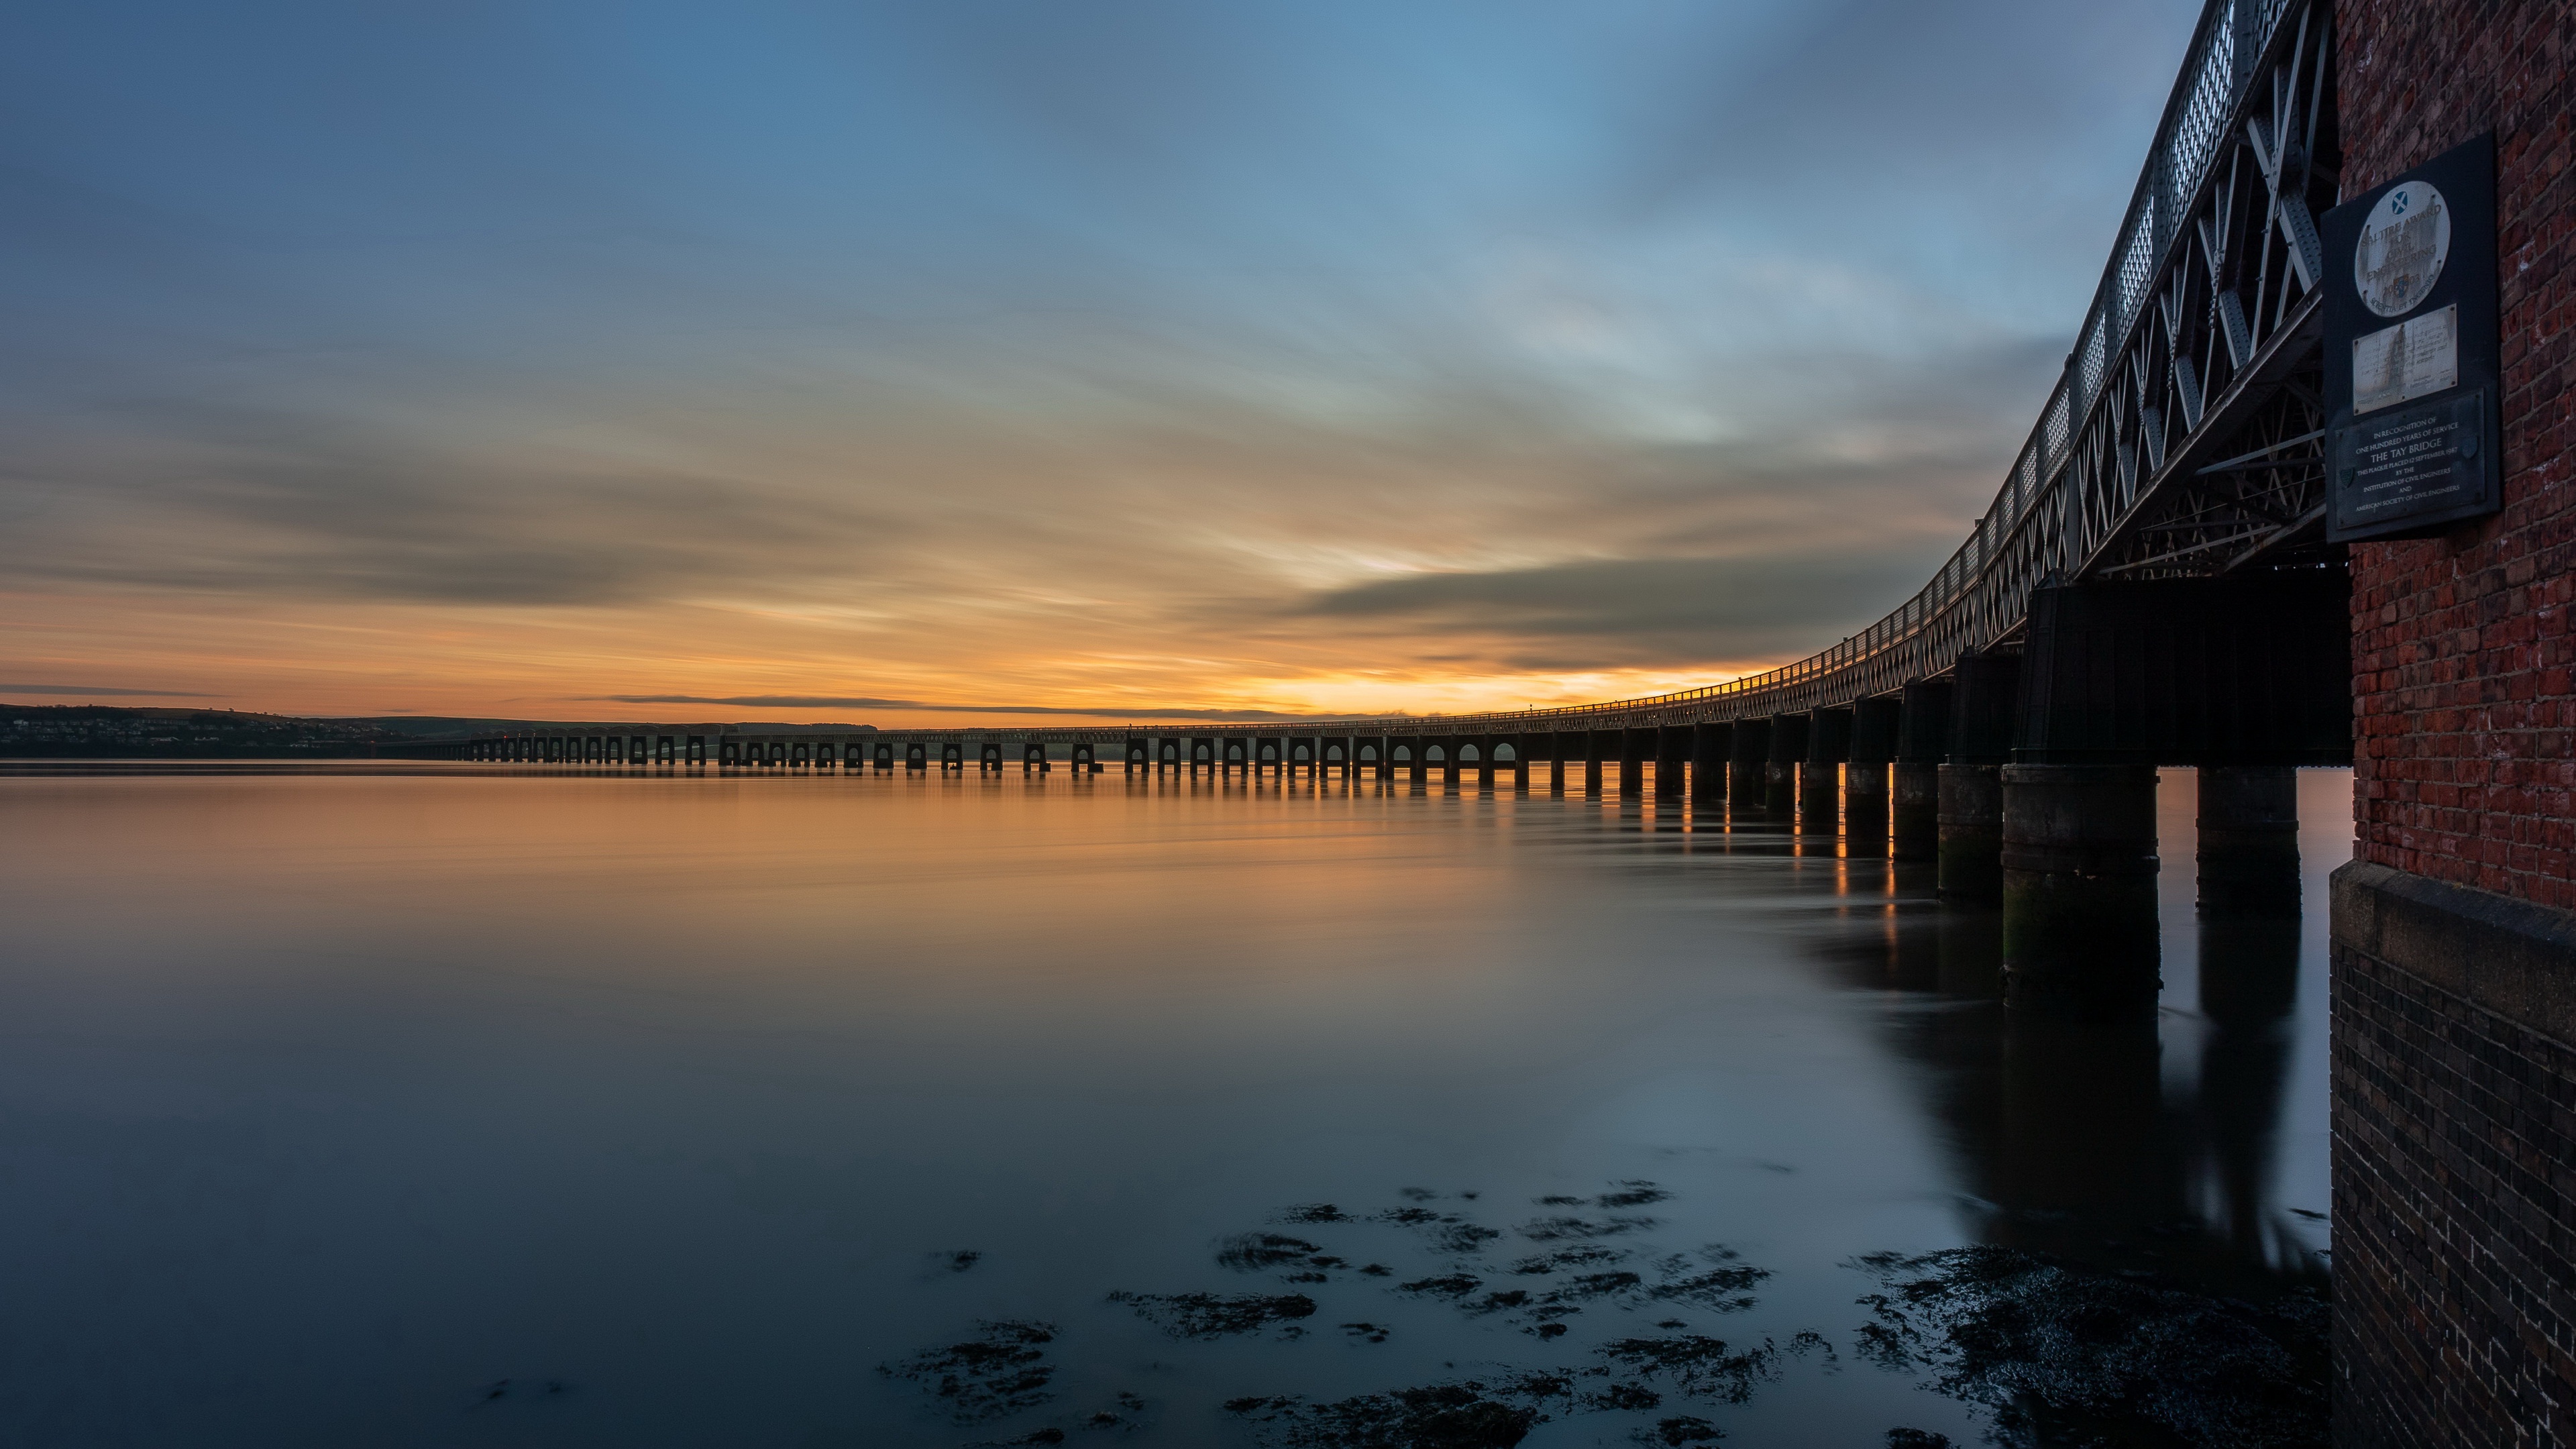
2342,0,2576,910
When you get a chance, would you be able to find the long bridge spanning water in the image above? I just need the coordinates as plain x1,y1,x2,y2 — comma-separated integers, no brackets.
405,0,2351,1004
385,0,2576,1438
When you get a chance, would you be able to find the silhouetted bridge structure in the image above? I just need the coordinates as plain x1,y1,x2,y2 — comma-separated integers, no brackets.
397,0,2351,1016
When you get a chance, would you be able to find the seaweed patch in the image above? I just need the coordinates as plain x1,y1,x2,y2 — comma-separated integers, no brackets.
1218,1233,1328,1272
1597,1336,1779,1403
1847,1246,2327,1448
1108,1291,1319,1340
1228,1374,1573,1449
1519,1215,1657,1242
879,1320,1059,1424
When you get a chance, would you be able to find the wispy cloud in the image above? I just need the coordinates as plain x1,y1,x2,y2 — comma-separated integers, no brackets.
0,0,2203,717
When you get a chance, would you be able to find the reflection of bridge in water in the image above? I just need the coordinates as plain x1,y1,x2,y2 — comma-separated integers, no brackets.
407,0,2346,1020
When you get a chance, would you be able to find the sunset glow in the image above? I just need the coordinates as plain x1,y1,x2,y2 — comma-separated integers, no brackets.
2,1,2200,723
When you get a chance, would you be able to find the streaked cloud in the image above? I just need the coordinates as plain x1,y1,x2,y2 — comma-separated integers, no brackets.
0,0,2202,720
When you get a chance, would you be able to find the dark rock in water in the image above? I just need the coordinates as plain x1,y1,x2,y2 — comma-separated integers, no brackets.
879,1320,1058,1424
1597,1336,1778,1404
1644,1415,1723,1444
1847,1245,2327,1448
1108,1291,1318,1339
1883,1431,1951,1448
1281,1203,1354,1224
1342,1322,1392,1344
975,1432,1065,1447
1380,1207,1444,1226
1220,1233,1328,1272
1229,1382,1548,1448
1358,1263,1395,1277
1399,1187,1442,1201
939,1249,983,1274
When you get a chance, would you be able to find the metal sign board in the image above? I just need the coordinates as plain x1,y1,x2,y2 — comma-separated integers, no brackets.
2322,133,2502,541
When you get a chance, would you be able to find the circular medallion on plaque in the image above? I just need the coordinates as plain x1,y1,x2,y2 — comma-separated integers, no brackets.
2354,180,2451,318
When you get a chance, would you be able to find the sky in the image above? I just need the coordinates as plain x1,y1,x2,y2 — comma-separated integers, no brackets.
0,0,2203,724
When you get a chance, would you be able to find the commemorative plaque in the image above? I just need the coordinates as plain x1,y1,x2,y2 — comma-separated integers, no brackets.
2322,133,2500,541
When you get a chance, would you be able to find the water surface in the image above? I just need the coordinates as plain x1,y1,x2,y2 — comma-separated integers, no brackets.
0,765,2343,1446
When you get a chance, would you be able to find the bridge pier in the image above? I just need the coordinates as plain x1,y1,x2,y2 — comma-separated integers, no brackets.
1764,713,1806,816
1803,707,1851,833
1936,765,2002,900
2196,765,2299,916
1654,726,1688,802
1894,680,1949,861
1846,696,1898,857
1618,727,1648,798
1580,730,1603,796
1727,717,1769,812
1692,722,1728,806
2000,764,2161,1018
1935,655,2017,900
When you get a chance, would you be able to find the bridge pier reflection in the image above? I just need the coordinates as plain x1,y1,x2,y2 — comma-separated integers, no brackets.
1999,765,2163,1018
1830,900,2319,1283
2197,766,2300,915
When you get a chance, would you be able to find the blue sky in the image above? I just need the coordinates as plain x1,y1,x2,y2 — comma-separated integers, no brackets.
0,0,2203,718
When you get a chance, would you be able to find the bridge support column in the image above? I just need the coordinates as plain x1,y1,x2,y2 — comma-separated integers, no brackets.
1937,766,2003,900
1847,696,1898,857
2196,766,2300,916
1580,730,1603,796
1764,713,1807,816
1893,680,1949,860
2000,765,2161,1018
1796,763,1836,830
1540,733,1562,793
1692,722,1729,806
1935,654,2017,898
1844,763,1888,857
1802,707,1850,833
1727,718,1769,811
1619,728,1649,798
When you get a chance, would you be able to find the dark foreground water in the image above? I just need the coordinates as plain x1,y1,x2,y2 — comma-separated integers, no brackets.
0,765,2344,1448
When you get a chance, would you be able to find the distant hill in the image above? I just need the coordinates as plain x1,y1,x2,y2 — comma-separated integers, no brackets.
0,703,876,758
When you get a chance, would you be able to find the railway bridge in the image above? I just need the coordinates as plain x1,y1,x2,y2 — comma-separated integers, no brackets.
418,0,2357,1019
393,1,2576,1437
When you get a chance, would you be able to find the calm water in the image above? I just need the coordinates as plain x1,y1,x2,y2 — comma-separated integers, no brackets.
0,764,2344,1447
